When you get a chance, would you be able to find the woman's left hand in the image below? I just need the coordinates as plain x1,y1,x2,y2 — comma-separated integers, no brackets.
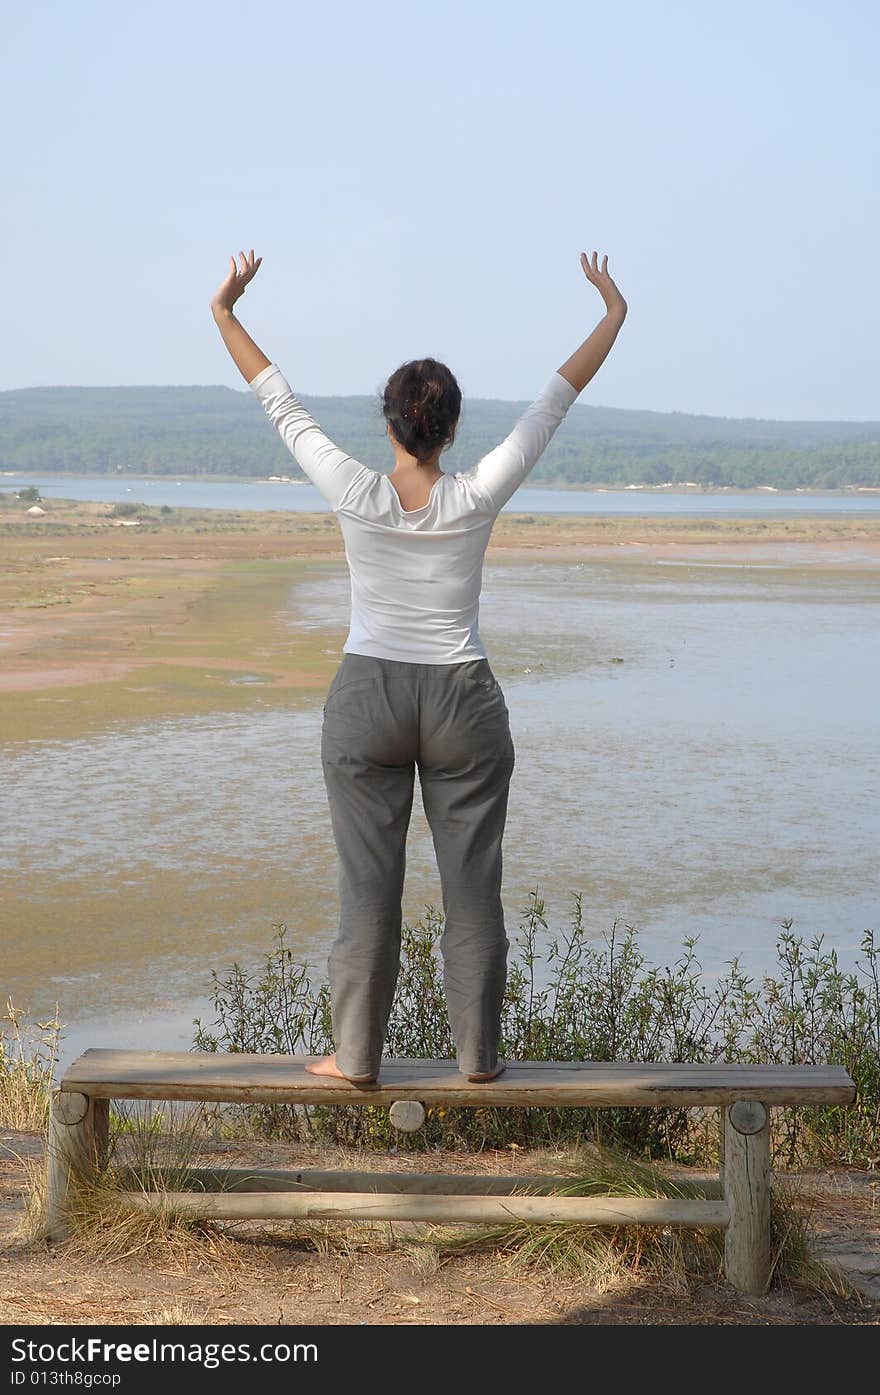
211,250,263,315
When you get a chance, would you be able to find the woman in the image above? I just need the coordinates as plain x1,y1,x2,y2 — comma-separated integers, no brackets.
211,247,627,1084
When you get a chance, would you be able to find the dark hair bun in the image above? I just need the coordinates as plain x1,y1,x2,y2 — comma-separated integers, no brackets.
380,358,462,465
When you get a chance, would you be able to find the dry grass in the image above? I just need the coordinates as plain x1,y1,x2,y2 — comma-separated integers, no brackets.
145,1301,225,1325
424,1142,857,1299
61,1103,253,1273
7,1099,253,1277
5,1152,50,1249
0,999,61,1133
768,1176,856,1298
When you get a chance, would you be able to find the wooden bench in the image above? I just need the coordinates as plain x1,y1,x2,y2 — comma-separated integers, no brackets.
47,1050,856,1296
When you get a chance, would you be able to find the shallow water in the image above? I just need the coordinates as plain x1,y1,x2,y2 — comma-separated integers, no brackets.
4,471,880,515
3,553,879,1072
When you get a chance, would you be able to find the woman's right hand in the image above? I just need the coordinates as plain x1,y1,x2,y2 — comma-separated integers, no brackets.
580,251,627,318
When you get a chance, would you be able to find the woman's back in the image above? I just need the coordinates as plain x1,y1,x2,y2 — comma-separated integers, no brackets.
249,363,579,663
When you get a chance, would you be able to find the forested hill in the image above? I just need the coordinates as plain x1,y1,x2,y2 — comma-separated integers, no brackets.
2,383,879,489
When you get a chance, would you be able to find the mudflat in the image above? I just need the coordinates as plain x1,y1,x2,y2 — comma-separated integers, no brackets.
2,497,880,741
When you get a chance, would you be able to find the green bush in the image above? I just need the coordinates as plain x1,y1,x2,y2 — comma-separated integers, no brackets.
193,892,878,1167
110,500,144,517
16,486,41,503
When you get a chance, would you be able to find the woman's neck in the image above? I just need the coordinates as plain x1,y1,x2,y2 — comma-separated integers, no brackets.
389,453,443,479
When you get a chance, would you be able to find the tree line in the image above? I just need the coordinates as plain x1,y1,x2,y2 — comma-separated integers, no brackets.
2,383,878,488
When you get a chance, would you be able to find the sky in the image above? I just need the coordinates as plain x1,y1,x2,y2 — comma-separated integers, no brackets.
3,0,878,419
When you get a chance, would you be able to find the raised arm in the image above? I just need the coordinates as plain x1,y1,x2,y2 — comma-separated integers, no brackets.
557,252,628,392
210,251,366,511
211,251,271,383
470,251,627,514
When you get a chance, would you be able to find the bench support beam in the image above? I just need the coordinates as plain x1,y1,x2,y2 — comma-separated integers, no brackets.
44,1089,109,1241
722,1100,771,1296
112,1164,582,1196
117,1188,730,1228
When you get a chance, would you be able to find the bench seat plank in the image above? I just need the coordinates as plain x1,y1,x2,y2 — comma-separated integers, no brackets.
60,1049,856,1107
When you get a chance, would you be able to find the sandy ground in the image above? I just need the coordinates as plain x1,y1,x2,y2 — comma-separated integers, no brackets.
1,1128,878,1327
1,505,347,740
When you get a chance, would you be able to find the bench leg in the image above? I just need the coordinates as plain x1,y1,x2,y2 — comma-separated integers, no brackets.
722,1100,771,1296
45,1090,109,1241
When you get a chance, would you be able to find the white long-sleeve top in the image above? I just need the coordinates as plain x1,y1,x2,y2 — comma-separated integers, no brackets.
249,363,580,664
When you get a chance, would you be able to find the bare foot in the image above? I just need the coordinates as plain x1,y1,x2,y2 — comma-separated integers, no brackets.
465,1059,507,1082
305,1053,377,1084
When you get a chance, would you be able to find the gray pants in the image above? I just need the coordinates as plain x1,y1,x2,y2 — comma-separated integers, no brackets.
320,652,516,1077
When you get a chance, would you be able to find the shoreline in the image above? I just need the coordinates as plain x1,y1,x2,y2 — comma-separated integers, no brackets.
4,469,880,496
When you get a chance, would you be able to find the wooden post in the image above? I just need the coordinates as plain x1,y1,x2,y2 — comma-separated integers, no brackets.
44,1089,109,1241
722,1100,771,1296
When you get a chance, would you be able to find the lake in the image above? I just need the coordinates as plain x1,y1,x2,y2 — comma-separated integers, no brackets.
2,549,878,1074
4,471,880,516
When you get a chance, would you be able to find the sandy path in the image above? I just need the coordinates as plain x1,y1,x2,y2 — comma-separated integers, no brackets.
1,1131,877,1324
